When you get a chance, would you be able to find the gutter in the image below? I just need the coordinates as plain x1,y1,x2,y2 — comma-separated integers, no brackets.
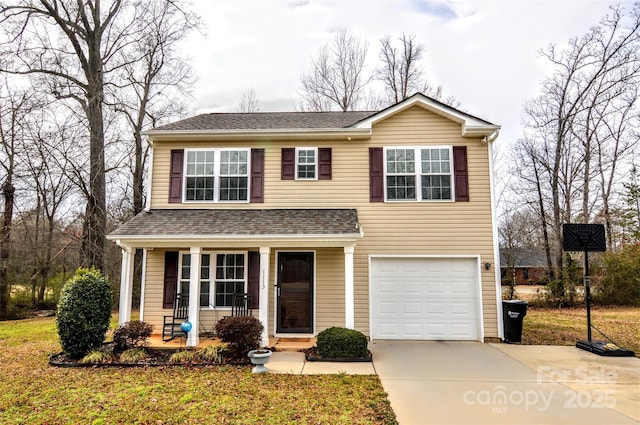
142,127,372,142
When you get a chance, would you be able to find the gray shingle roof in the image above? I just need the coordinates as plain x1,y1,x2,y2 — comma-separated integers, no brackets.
152,111,375,131
109,209,361,237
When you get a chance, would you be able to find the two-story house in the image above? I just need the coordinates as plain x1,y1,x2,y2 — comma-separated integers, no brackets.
108,93,502,347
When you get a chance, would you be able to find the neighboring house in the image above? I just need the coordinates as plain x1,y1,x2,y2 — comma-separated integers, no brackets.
108,93,502,346
500,248,551,285
500,248,583,285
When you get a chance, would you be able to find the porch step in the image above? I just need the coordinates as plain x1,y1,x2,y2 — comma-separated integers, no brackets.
270,337,316,352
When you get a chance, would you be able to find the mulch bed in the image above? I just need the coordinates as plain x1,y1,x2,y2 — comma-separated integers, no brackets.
303,347,373,362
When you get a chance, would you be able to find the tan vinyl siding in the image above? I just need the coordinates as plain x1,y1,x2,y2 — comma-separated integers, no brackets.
142,249,168,330
144,105,499,338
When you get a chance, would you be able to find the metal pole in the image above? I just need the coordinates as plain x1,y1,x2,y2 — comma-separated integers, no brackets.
584,248,591,342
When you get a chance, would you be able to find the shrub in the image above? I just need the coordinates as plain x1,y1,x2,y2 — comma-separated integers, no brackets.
80,349,114,364
119,348,148,364
196,344,228,363
113,320,153,352
56,268,112,358
316,327,368,358
595,243,640,305
169,350,195,363
214,316,263,357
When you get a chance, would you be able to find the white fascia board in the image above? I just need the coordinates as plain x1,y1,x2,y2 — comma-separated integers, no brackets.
354,93,500,138
108,233,363,249
141,128,371,142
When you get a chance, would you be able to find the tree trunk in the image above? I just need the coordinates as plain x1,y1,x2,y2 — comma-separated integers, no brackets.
0,181,14,320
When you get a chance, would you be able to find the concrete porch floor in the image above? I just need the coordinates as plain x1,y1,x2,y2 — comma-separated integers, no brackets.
147,334,316,352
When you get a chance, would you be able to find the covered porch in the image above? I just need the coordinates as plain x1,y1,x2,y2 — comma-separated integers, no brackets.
107,209,363,347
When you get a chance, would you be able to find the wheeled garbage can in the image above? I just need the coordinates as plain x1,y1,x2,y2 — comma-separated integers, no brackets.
502,300,528,343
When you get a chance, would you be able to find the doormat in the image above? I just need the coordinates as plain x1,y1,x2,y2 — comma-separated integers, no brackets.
278,338,311,342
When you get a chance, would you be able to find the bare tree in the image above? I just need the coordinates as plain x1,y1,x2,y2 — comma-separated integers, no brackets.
377,33,425,104
520,3,640,279
0,0,139,270
299,28,371,111
237,89,261,113
0,79,36,319
112,0,198,217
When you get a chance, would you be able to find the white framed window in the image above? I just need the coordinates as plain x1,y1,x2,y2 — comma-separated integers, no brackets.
384,146,453,201
179,251,247,308
184,148,249,202
296,147,317,180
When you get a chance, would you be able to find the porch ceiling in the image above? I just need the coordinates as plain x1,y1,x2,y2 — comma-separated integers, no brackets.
107,208,363,249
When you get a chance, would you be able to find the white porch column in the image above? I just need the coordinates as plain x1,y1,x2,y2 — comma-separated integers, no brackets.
118,246,135,325
187,247,201,347
259,247,271,347
344,245,355,329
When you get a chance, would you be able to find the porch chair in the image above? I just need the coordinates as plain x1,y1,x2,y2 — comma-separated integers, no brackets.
231,293,252,317
162,292,189,341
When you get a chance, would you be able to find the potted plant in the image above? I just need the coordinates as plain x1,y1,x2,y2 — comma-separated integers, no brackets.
247,349,272,373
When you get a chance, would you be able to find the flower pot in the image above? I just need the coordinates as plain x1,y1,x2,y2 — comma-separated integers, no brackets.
247,349,272,373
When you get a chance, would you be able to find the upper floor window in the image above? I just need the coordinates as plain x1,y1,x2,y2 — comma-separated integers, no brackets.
184,149,249,202
296,147,317,180
385,147,453,201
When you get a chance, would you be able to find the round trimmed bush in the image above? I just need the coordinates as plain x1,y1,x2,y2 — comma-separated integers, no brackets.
56,268,113,358
317,327,368,358
214,316,263,357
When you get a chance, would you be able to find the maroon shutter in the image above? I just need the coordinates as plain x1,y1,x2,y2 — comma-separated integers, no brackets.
169,150,184,203
318,148,332,180
248,251,260,309
453,146,469,202
250,148,264,203
163,251,179,309
281,148,295,180
369,147,384,202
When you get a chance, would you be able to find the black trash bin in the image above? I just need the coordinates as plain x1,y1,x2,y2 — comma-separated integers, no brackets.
502,300,528,343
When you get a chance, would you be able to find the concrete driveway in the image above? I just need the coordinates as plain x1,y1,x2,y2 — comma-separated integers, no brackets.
370,341,639,425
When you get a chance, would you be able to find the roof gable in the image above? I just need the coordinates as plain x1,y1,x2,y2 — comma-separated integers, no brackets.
354,93,499,138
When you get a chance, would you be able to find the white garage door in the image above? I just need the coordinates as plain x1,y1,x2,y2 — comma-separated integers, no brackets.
370,257,480,340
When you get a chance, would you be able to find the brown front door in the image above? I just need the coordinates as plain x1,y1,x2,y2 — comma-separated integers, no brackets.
276,252,314,333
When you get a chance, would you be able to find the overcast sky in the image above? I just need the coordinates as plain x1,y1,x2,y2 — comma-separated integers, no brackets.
185,0,633,147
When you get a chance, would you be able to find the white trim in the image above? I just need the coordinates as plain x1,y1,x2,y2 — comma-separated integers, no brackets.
259,247,271,346
488,139,504,340
344,246,355,329
145,142,153,211
182,148,251,204
383,146,455,203
108,234,362,250
187,247,201,347
143,128,372,141
118,246,135,326
139,249,147,321
295,147,318,181
274,250,316,336
368,254,484,342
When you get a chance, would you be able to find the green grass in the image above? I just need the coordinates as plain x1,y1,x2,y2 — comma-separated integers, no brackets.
522,306,640,356
0,317,397,424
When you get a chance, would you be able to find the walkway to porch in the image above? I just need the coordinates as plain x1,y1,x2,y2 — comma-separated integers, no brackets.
148,334,316,352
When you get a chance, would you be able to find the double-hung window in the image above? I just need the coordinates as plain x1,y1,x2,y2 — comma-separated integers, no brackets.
385,146,453,201
179,252,247,308
184,148,249,202
296,147,317,180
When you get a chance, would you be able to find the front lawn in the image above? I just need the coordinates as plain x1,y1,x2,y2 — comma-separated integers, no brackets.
522,306,640,356
0,317,397,424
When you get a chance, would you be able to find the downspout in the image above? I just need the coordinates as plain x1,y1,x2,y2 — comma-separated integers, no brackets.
485,129,504,340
